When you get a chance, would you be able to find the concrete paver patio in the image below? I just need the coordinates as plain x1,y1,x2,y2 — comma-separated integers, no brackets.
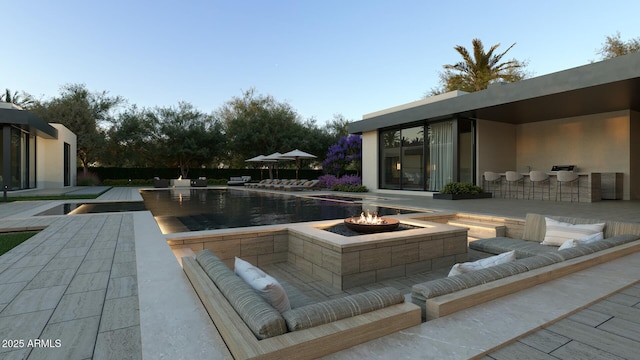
0,186,638,359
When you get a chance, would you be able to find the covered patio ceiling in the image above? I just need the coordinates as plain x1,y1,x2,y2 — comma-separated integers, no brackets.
350,52,640,132
468,76,640,125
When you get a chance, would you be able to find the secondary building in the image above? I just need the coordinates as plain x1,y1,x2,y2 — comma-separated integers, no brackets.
349,52,640,201
0,102,76,190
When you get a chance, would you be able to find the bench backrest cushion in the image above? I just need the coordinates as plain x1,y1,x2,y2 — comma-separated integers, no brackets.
522,214,640,242
196,250,287,339
282,287,404,331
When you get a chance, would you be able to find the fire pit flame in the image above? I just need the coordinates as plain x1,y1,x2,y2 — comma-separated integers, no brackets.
356,210,386,225
344,210,400,234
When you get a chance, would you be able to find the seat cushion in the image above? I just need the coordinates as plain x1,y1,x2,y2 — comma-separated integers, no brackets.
196,250,287,339
282,287,404,331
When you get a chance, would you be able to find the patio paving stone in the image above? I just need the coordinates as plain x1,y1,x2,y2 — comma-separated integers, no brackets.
2,285,67,315
99,296,140,332
49,289,107,323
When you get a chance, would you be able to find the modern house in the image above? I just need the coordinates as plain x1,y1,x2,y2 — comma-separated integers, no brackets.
349,52,640,200
0,102,77,190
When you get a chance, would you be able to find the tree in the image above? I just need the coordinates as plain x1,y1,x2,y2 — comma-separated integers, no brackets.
596,32,640,60
326,113,351,138
428,38,529,95
104,105,160,167
218,89,316,167
151,102,226,177
321,135,362,177
1,88,34,108
29,83,124,174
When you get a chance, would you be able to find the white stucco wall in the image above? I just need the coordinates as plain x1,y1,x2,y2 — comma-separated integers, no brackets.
361,131,378,191
476,120,517,184
37,123,77,188
515,110,631,199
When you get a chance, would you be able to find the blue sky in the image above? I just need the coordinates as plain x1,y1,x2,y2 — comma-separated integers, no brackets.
3,0,639,125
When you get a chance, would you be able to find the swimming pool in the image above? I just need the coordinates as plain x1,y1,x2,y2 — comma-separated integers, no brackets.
140,188,423,233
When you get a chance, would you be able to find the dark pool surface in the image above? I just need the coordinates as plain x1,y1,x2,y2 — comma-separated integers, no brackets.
140,188,423,233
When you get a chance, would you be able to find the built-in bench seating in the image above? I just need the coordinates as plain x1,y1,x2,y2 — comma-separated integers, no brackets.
183,249,421,360
411,213,640,320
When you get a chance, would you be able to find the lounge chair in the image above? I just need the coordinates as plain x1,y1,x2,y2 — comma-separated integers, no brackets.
227,176,251,186
153,177,169,188
284,179,320,191
191,177,208,187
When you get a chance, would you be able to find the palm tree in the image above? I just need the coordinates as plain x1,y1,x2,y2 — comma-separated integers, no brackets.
440,38,528,93
1,88,34,108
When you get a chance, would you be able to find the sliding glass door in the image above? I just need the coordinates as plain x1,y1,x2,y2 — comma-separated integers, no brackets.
379,118,474,191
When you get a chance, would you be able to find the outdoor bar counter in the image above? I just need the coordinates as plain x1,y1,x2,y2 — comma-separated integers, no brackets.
492,172,601,202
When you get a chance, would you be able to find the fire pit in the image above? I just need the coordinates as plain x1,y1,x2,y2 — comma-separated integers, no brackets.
343,211,400,234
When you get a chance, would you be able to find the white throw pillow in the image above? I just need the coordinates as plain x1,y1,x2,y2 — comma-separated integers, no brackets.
448,250,516,277
541,218,605,246
234,257,291,312
558,232,604,250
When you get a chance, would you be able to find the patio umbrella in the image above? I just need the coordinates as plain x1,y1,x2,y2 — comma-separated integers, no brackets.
263,152,294,179
245,155,276,179
281,149,317,180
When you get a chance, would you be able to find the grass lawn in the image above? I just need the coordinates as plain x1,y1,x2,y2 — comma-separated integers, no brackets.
0,232,39,256
1,194,101,202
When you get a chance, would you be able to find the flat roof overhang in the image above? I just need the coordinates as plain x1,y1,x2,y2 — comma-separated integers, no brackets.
0,108,58,139
350,52,640,133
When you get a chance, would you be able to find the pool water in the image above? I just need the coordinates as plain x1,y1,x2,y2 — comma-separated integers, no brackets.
140,188,422,233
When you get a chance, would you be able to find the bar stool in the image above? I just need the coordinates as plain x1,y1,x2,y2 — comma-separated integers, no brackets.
555,170,579,202
483,171,502,198
528,170,550,200
505,171,525,199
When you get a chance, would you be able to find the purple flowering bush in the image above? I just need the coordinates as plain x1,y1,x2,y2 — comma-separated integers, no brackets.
320,135,366,192
318,174,367,192
321,135,362,177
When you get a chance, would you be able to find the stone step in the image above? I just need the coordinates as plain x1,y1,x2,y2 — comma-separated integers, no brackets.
447,219,506,239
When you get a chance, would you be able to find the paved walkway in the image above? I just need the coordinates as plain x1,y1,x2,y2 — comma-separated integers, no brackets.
0,187,638,359
0,214,140,360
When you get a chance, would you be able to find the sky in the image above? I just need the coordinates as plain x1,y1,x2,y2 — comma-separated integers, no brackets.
3,0,640,125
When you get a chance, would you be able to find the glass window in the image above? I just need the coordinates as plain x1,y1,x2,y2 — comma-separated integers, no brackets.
428,121,453,191
379,119,474,191
458,119,474,184
10,127,25,189
380,130,401,189
401,126,424,189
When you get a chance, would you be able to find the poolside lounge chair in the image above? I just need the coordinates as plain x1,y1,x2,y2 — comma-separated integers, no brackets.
252,179,274,188
227,176,251,186
284,179,320,191
191,177,207,187
153,177,169,188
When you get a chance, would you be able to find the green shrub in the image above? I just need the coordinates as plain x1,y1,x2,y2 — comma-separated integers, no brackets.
77,171,101,186
208,179,228,185
439,182,483,195
332,184,368,192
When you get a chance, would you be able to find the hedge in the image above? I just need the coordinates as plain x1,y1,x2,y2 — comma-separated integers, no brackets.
79,167,324,183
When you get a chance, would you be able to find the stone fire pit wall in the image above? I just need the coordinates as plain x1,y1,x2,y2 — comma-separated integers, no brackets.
287,221,469,290
166,218,469,291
